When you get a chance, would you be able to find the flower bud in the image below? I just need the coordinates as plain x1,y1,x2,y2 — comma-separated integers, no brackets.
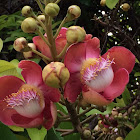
100,0,106,6
45,3,60,17
111,108,118,116
122,3,130,12
42,62,70,88
116,137,123,140
67,5,81,21
21,17,38,33
83,129,91,139
13,37,28,52
23,43,36,59
66,26,86,44
22,6,33,17
37,15,45,24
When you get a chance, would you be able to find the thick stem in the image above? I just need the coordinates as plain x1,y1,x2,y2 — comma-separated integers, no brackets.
45,16,57,61
55,0,61,4
65,100,83,136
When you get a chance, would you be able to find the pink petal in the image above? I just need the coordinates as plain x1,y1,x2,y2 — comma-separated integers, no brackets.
0,76,24,99
43,100,57,130
18,60,43,86
103,68,129,100
41,84,61,102
64,73,82,103
85,37,100,59
102,46,135,73
64,42,86,73
82,88,112,106
11,114,43,128
55,37,67,56
58,27,67,37
33,36,51,58
84,34,92,41
0,101,17,125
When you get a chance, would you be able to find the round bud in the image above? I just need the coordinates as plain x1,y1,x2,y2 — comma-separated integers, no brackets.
100,0,106,6
116,137,123,140
67,5,81,21
37,15,45,24
22,6,33,17
118,113,123,119
21,17,38,33
23,43,36,59
66,26,86,44
45,3,60,17
132,109,135,113
83,129,91,139
111,108,118,116
122,3,130,12
13,37,28,52
124,116,128,120
42,62,70,88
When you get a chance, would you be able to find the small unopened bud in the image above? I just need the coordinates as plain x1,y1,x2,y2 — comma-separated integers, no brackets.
37,15,45,24
13,37,28,52
45,3,60,17
22,6,33,17
42,62,70,88
111,108,118,116
21,17,38,33
116,137,123,140
100,0,106,6
66,26,86,44
98,120,104,128
83,129,91,139
67,5,81,21
23,43,36,59
122,3,130,12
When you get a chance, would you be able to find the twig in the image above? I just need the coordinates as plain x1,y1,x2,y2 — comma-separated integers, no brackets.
81,115,96,125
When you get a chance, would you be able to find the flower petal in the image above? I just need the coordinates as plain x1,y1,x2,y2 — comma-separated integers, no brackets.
58,27,67,37
33,36,51,58
41,84,61,102
0,101,17,125
85,37,100,59
82,88,112,106
103,68,129,100
102,46,135,73
43,100,57,130
11,114,43,128
64,73,82,103
64,42,86,73
0,76,24,99
18,60,43,86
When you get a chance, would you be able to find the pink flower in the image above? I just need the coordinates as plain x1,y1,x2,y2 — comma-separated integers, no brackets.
33,27,67,58
0,60,61,129
64,37,135,106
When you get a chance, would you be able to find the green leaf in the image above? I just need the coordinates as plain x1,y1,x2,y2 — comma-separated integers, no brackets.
134,72,140,77
0,38,3,52
125,123,140,140
8,126,24,132
86,102,115,116
47,128,63,140
0,122,18,140
27,127,47,140
115,98,126,107
122,87,131,105
106,0,119,9
0,60,22,79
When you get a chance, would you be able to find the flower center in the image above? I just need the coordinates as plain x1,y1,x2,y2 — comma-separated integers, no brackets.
4,84,45,118
80,57,114,92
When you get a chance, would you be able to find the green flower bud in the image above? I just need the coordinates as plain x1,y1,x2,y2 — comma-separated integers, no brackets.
116,137,123,140
37,15,45,23
67,5,81,21
111,108,118,116
122,3,130,12
45,3,60,17
100,0,106,6
23,43,36,59
42,62,70,88
21,17,38,33
66,26,86,44
22,6,33,17
124,116,128,120
13,37,28,52
83,129,91,139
